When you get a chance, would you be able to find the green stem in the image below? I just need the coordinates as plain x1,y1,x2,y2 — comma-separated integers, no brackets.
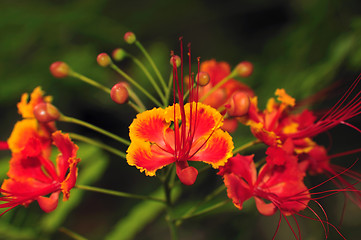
60,115,130,146
164,73,173,107
135,41,168,93
110,63,162,107
69,71,111,94
68,133,126,159
126,87,146,112
59,227,88,240
176,185,226,226
76,185,165,203
127,53,167,105
176,199,230,222
233,139,261,154
199,69,238,102
163,165,178,240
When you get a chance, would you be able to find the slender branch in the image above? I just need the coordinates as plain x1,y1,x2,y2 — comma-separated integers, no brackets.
127,53,167,105
69,71,111,94
110,63,162,107
59,227,88,240
233,139,261,154
68,133,126,159
76,185,165,203
199,69,238,102
175,199,230,223
135,41,168,92
60,115,130,146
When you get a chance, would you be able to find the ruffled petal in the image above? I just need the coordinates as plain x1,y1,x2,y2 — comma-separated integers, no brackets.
129,107,169,146
17,86,52,119
126,140,175,176
52,131,79,180
223,173,253,210
185,102,224,141
190,129,234,168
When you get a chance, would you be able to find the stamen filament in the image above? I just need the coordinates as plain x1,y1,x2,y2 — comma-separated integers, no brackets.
60,115,130,146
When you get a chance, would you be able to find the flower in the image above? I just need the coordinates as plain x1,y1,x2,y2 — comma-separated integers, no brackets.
219,153,310,216
126,44,234,185
0,131,80,214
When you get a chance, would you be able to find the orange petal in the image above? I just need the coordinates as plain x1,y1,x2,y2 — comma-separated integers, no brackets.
190,129,234,168
129,107,169,146
17,87,52,119
126,140,174,176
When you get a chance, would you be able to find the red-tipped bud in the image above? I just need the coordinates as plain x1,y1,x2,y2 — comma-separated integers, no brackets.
124,32,136,44
236,61,253,77
111,82,129,104
97,53,111,67
196,72,210,86
112,48,126,61
33,102,60,122
50,61,70,78
226,91,250,117
170,55,181,68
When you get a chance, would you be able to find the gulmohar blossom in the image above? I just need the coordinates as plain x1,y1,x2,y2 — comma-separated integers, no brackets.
0,131,80,214
126,45,234,185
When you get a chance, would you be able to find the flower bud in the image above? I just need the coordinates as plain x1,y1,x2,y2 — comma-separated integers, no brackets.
236,61,253,77
112,48,126,61
124,32,136,44
97,53,111,67
111,82,129,104
196,72,210,86
33,102,60,122
226,91,250,117
170,55,181,68
50,61,70,78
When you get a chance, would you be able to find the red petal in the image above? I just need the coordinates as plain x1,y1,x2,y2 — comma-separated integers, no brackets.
37,191,60,213
176,166,198,185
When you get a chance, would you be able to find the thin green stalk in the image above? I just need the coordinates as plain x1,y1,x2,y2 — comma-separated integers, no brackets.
176,199,230,222
199,69,238,102
164,173,178,240
60,115,130,146
164,73,173,107
135,41,168,92
59,227,88,240
233,139,261,154
127,53,167,105
76,185,165,203
69,71,111,94
69,133,126,159
110,63,162,107
127,87,146,112
176,185,226,226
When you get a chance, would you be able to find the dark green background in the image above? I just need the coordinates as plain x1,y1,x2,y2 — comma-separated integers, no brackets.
1,0,361,239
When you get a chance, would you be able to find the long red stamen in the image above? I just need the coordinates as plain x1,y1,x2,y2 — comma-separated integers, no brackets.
0,141,8,150
289,74,361,139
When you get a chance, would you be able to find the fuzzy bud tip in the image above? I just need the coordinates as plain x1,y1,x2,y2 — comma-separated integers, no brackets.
97,53,111,67
124,32,136,44
196,72,210,86
112,48,126,61
111,82,129,104
170,55,181,68
50,61,70,78
33,102,60,122
236,61,253,77
226,91,250,117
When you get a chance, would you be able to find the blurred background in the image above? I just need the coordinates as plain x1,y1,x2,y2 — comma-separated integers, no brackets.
1,0,361,239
